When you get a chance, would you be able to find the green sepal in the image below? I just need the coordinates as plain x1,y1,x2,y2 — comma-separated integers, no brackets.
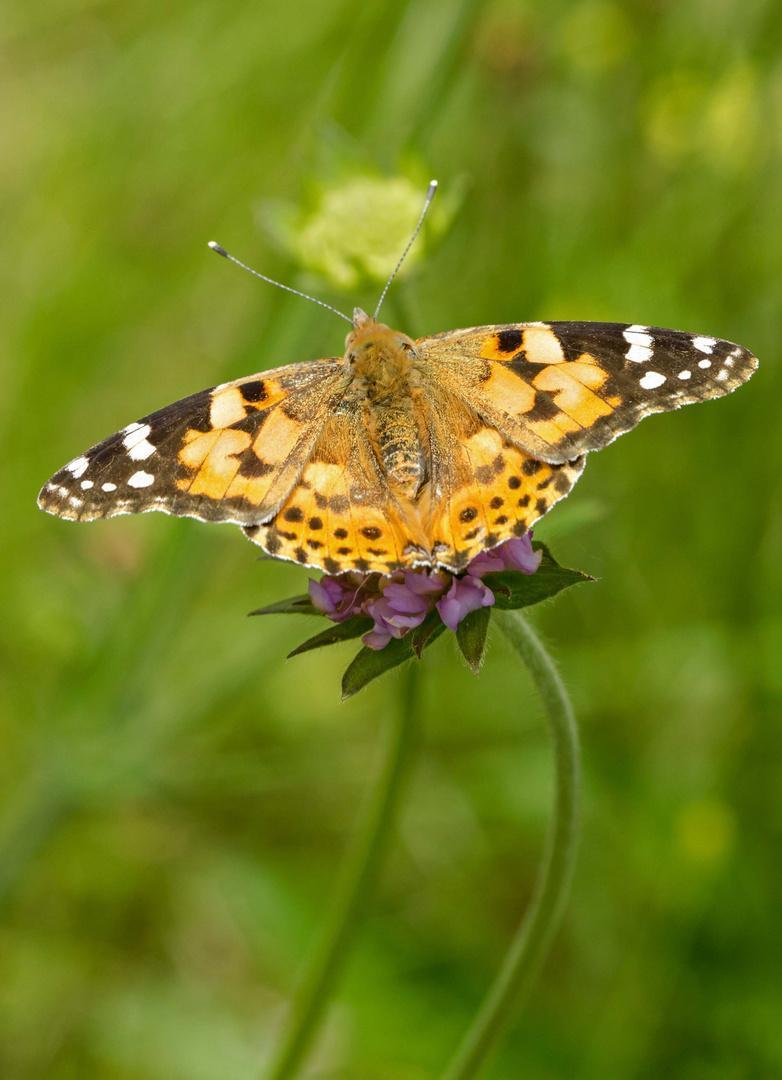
455,606,491,675
249,594,317,617
341,610,444,700
482,542,593,610
287,616,373,658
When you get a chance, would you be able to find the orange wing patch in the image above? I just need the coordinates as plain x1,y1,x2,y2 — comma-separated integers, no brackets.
175,377,323,509
178,428,253,499
521,359,614,447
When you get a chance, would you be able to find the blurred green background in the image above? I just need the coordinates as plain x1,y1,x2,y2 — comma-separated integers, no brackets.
2,0,781,1077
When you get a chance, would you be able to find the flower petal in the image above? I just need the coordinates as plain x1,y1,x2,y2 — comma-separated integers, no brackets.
382,582,432,615
362,627,393,650
403,569,451,596
436,576,495,632
309,577,338,615
466,550,505,578
498,534,542,575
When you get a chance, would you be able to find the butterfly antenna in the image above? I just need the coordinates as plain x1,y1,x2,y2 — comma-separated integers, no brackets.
207,242,353,325
373,179,438,322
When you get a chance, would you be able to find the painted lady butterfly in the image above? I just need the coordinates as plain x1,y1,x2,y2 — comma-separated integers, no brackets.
38,185,757,575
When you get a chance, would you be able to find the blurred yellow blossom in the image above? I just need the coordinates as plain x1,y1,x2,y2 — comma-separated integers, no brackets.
264,175,450,292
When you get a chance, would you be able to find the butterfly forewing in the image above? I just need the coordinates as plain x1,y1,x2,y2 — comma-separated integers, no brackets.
417,321,757,463
38,360,345,526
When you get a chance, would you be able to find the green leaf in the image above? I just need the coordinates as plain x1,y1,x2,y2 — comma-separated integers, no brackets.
482,542,594,611
287,617,373,657
341,612,444,699
455,606,491,675
248,594,317,617
411,610,446,658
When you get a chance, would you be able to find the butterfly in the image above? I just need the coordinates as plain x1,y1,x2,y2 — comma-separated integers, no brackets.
38,184,757,576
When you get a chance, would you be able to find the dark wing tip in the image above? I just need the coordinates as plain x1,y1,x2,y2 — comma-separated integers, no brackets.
37,472,81,519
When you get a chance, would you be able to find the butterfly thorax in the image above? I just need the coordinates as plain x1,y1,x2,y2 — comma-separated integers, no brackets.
344,316,426,500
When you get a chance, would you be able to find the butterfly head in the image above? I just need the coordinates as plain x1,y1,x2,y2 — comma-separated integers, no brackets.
344,309,417,387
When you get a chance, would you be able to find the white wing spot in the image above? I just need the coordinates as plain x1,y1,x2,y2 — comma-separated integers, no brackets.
127,438,156,461
698,359,711,369
626,343,653,363
623,327,654,363
678,370,692,380
716,369,729,381
693,336,716,354
128,471,155,488
68,496,83,508
639,371,666,389
80,479,94,490
102,482,117,492
122,421,143,435
65,456,89,478
123,423,156,460
624,328,653,346
724,355,735,367
123,423,150,447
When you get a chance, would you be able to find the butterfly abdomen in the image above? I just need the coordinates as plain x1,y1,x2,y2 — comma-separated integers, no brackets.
366,396,425,500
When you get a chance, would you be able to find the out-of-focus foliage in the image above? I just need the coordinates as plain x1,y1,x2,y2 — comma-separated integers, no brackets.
1,0,780,1077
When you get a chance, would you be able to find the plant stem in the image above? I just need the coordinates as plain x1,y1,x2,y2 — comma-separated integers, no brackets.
265,660,421,1080
441,610,581,1080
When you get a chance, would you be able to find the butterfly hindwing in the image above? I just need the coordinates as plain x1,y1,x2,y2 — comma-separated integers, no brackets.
38,360,346,526
421,390,585,571
244,411,427,574
417,321,757,463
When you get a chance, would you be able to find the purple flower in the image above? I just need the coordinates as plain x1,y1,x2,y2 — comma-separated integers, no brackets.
309,575,364,622
364,594,426,637
308,532,540,650
362,626,395,651
401,569,451,596
465,534,541,579
361,569,449,650
465,549,506,578
436,575,495,632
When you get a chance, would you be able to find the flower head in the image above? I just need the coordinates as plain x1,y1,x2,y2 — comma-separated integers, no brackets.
307,535,540,650
265,176,448,291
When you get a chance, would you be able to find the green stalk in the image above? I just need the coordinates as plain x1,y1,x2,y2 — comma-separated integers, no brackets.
441,611,581,1080
265,660,420,1080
